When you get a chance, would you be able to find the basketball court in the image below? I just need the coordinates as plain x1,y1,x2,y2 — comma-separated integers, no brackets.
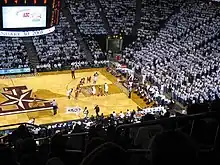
0,68,148,127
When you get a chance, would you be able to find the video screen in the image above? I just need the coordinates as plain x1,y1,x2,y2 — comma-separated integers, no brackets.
2,6,47,29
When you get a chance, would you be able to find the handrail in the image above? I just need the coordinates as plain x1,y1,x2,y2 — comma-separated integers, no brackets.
65,149,83,153
39,119,82,127
127,149,150,153
116,111,220,131
0,122,48,137
0,122,46,129
63,132,89,137
34,136,50,141
0,134,7,140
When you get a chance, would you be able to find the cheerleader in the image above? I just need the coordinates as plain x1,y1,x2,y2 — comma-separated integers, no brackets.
104,83,108,95
92,86,96,96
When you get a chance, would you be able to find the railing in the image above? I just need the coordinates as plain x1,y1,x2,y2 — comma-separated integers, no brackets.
0,112,219,154
116,111,220,152
34,132,89,153
117,111,219,130
0,122,89,152
0,122,48,140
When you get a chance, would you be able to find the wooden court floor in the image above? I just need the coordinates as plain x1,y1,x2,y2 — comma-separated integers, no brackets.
0,68,148,127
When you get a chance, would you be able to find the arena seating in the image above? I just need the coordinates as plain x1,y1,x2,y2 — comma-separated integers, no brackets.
99,0,136,35
138,0,183,38
83,35,107,61
122,0,220,105
66,0,107,35
66,0,109,63
33,12,86,70
0,111,219,165
0,37,29,69
1,0,220,165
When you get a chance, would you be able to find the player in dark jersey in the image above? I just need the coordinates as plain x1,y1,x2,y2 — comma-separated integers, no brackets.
87,76,91,83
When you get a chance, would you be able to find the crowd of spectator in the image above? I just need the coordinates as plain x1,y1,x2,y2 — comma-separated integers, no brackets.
84,35,107,61
33,13,86,70
66,0,109,65
66,0,107,35
138,0,183,38
0,37,29,69
1,1,220,164
99,0,136,35
107,66,171,107
1,107,219,165
121,0,220,105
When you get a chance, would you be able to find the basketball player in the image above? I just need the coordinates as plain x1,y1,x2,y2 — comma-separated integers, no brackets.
98,86,103,96
80,78,83,85
79,83,83,92
71,66,75,79
77,83,82,93
67,88,73,99
87,76,91,83
75,87,80,100
93,72,99,84
104,83,108,96
82,77,86,84
92,86,96,96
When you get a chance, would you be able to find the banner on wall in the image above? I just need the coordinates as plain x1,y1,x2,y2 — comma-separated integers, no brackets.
0,26,55,37
0,68,31,75
142,106,166,115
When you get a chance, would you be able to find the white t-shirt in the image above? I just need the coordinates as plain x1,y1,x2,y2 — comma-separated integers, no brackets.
104,84,108,92
92,86,96,94
67,89,72,96
51,100,57,107
113,112,117,117
119,113,125,118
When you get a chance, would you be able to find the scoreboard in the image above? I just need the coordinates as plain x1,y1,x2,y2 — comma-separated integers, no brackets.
0,0,61,30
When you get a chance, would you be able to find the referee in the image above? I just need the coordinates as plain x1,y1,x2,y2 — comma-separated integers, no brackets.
71,66,75,79
51,99,58,115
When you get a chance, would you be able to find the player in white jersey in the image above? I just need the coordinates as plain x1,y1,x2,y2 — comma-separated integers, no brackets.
104,83,108,95
93,72,99,84
67,88,73,99
92,86,96,95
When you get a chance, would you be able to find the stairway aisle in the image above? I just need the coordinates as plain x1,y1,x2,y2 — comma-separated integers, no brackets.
22,37,39,68
62,7,93,62
94,0,113,35
132,0,142,36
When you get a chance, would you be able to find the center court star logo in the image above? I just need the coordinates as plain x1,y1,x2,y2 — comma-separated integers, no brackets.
0,86,48,111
